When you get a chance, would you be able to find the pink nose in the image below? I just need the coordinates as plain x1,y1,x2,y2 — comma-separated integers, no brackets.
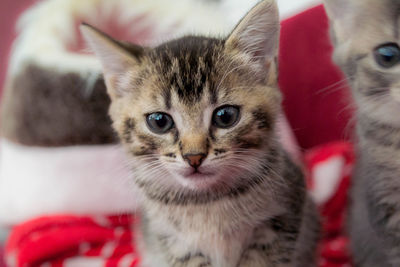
183,153,206,169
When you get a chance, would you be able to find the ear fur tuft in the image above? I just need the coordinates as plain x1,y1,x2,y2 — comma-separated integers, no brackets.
80,23,143,98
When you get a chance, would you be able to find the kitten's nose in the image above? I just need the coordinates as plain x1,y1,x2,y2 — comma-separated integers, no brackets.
183,153,206,169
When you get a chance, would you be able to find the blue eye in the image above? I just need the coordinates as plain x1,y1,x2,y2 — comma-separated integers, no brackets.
212,105,240,129
146,112,174,134
374,43,400,68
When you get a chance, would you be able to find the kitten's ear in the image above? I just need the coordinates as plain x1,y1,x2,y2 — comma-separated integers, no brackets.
323,0,351,20
80,23,143,99
323,0,353,42
225,0,279,75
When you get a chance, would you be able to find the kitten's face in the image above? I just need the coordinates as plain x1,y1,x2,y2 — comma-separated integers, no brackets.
111,38,280,190
82,0,280,193
325,0,400,124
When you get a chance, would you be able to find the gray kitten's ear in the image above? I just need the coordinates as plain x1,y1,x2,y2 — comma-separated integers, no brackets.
323,0,351,20
323,0,354,42
225,0,279,72
80,23,143,99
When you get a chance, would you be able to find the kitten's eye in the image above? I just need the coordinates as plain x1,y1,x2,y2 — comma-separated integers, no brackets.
212,105,240,129
374,43,400,68
146,113,174,134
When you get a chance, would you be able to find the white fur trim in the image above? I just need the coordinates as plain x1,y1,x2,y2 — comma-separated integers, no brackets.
8,0,322,78
0,139,139,226
7,0,233,78
223,0,322,23
278,0,321,18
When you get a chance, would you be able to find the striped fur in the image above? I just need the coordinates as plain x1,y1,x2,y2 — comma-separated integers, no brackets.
83,1,320,266
324,0,400,266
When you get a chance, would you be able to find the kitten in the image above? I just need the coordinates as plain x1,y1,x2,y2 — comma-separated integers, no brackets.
324,0,400,266
81,1,319,266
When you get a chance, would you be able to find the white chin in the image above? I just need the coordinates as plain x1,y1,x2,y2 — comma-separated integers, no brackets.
176,172,220,190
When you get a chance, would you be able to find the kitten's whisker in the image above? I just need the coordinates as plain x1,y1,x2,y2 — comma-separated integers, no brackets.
315,76,354,96
221,161,284,192
133,163,166,177
135,165,163,174
362,86,391,96
216,64,245,91
216,60,265,92
211,156,228,161
125,158,160,167
132,154,160,160
137,167,168,181
225,155,288,188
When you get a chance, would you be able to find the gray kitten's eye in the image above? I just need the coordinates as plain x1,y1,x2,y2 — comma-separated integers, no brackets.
212,105,240,129
146,112,174,134
374,43,400,68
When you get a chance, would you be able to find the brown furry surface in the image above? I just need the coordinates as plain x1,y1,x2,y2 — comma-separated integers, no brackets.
1,63,116,146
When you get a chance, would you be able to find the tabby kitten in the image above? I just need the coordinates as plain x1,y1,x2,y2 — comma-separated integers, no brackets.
324,0,400,266
81,1,319,266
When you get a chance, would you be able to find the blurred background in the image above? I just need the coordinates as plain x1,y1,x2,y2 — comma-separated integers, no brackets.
0,0,321,93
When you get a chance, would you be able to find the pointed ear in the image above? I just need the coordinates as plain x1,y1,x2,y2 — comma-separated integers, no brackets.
225,0,279,74
323,0,354,42
80,23,143,99
323,0,351,20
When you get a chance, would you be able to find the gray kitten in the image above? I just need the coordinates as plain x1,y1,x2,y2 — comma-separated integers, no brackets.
81,1,319,266
324,0,400,266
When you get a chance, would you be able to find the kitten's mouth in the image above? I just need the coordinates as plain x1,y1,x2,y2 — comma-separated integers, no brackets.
183,169,214,180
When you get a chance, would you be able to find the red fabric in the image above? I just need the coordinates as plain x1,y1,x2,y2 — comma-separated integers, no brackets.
5,215,139,267
5,142,353,267
0,247,5,267
305,142,354,267
279,5,353,150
